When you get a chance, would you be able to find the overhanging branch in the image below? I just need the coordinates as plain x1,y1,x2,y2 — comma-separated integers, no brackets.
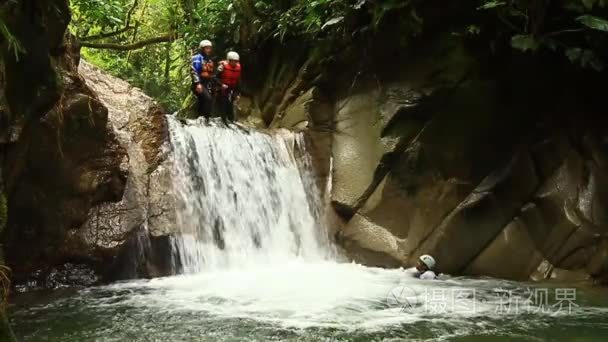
81,26,135,41
79,0,139,41
80,32,180,51
543,28,585,38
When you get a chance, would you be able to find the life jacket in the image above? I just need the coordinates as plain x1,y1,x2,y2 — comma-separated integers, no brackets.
200,59,214,79
219,60,241,88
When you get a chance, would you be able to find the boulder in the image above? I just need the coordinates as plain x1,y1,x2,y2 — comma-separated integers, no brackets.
3,73,128,285
414,150,539,274
341,213,407,266
586,239,608,284
331,91,384,212
361,142,471,242
529,144,605,267
466,218,544,280
74,61,177,280
1,54,176,288
270,88,314,129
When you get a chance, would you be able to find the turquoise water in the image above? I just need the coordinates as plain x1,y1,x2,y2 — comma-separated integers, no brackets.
11,262,608,341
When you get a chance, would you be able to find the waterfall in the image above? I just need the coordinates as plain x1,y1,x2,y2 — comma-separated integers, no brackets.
166,117,335,272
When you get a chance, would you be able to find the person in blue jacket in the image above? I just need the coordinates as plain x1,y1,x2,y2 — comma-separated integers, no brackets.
191,40,215,118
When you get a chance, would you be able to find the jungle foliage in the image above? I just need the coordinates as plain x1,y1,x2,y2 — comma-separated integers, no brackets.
18,0,607,109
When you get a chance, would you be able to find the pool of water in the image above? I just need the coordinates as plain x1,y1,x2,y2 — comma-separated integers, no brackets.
11,261,608,341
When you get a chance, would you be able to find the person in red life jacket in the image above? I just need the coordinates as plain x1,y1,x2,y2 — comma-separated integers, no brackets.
215,51,242,123
191,40,215,118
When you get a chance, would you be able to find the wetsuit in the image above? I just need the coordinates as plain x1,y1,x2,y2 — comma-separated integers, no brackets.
405,267,437,280
215,60,241,122
191,53,214,118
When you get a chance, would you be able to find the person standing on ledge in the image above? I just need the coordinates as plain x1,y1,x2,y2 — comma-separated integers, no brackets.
406,254,437,280
215,51,242,123
191,40,215,118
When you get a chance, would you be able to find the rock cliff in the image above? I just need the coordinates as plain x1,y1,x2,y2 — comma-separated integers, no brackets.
0,1,176,290
241,13,608,283
2,0,607,291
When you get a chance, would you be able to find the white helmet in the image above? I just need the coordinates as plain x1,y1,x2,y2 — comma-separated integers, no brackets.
199,40,213,48
419,254,436,270
227,51,240,61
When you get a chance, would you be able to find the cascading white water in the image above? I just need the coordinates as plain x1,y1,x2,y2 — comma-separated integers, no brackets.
16,119,608,342
167,117,335,272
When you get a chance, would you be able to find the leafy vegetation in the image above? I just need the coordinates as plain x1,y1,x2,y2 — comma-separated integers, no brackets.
63,0,608,108
0,19,23,59
476,0,608,70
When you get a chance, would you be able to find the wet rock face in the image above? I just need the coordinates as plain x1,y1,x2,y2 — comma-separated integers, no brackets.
335,80,608,282
15,263,99,293
261,29,608,283
3,72,128,285
3,60,176,288
1,0,176,288
75,61,176,280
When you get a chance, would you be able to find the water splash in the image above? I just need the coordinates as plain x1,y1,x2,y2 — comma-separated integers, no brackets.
167,117,335,272
14,118,608,341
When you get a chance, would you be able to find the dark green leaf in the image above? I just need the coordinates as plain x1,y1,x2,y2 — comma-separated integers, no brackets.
566,47,604,71
565,47,582,62
582,0,596,10
577,15,608,32
477,1,506,10
321,16,344,30
353,0,367,10
466,25,480,35
511,35,538,52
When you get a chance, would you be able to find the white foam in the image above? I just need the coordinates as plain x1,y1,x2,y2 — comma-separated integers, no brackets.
151,117,608,332
167,117,335,272
94,261,607,331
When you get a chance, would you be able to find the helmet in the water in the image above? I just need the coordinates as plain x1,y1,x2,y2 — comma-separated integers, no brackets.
199,40,213,48
419,254,436,270
227,51,240,61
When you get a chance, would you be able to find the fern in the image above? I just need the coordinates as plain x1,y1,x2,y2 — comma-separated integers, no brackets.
0,18,24,60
